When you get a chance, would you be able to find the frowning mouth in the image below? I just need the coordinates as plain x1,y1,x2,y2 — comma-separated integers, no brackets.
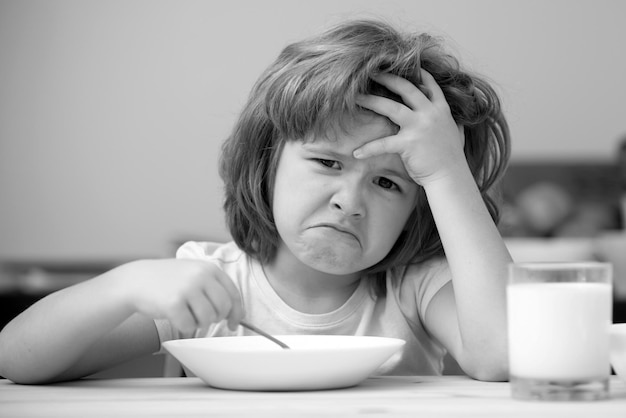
311,224,361,247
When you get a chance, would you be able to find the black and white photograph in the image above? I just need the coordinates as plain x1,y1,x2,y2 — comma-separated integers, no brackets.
1,0,626,416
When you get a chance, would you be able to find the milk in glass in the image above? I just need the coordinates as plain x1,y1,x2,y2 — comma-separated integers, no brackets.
508,282,612,381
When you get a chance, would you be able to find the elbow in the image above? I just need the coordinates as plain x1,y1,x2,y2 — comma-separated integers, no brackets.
457,349,510,382
0,336,20,383
465,361,509,382
0,357,44,385
1,371,40,385
0,362,66,385
0,334,59,385
0,335,28,384
0,352,76,384
0,362,34,385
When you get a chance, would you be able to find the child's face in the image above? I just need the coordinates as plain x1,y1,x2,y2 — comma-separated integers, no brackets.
272,114,419,276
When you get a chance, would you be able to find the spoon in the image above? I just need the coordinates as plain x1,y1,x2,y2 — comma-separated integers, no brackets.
240,320,291,349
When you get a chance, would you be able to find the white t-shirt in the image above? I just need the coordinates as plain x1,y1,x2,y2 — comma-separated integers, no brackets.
155,241,451,376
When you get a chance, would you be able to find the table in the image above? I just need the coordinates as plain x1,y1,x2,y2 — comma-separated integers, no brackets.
1,376,625,417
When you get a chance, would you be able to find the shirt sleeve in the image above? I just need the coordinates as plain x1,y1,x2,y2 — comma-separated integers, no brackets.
176,241,224,259
404,258,452,321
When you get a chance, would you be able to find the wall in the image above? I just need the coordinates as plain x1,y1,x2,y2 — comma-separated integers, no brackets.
1,0,625,260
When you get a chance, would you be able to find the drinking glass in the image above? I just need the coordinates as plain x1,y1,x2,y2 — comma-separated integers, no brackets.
507,262,613,401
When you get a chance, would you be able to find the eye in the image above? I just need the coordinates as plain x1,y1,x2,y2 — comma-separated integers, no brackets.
375,176,400,191
315,159,340,169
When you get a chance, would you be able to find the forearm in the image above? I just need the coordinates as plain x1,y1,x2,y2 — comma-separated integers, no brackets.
0,263,141,383
424,163,511,375
0,257,243,384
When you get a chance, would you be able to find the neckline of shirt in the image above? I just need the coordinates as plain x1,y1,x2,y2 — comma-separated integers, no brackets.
248,257,372,327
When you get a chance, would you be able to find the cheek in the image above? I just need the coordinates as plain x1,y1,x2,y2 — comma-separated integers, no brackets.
384,215,410,246
271,171,316,235
370,201,415,246
271,153,296,215
272,171,305,218
393,199,418,235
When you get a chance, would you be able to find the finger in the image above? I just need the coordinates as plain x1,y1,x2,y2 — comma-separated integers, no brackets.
418,69,446,103
187,291,219,328
226,299,244,331
202,281,235,322
356,94,412,126
353,135,402,159
208,269,245,329
372,73,431,109
169,303,199,335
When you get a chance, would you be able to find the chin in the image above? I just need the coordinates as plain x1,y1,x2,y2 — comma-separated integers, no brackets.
299,247,384,276
296,246,362,275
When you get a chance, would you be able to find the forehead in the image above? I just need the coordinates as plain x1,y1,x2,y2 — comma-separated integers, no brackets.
304,112,397,149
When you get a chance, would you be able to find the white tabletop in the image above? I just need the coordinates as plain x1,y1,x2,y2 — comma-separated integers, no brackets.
1,376,625,417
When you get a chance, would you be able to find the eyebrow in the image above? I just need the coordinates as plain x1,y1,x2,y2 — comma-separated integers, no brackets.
301,143,346,160
378,167,413,184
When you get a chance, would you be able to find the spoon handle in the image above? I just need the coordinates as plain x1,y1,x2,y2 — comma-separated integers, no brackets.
240,320,290,349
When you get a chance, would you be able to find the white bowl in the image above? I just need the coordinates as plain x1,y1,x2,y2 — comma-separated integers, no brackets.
163,335,405,391
610,323,626,383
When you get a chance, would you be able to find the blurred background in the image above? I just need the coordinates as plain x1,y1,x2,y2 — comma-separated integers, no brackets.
1,0,625,295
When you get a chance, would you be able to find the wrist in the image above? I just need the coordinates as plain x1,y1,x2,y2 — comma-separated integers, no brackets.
95,260,147,317
420,159,476,193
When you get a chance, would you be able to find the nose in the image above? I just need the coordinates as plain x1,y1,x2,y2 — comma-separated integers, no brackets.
329,178,366,219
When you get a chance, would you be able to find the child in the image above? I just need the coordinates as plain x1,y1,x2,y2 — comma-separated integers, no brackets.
0,19,511,383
